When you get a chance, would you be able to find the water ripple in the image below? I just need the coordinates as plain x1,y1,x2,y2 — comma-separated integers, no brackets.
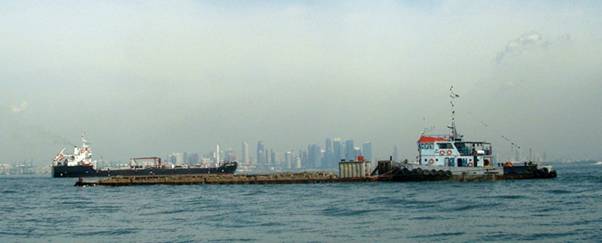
0,161,600,242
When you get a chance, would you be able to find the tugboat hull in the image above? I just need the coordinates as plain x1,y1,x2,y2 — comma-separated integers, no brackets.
374,162,556,182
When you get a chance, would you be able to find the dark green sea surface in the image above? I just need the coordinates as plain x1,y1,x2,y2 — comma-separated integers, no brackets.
1,161,600,242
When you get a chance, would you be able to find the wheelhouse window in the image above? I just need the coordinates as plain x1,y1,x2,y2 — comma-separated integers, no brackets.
454,142,471,156
455,142,492,156
419,143,434,150
482,144,492,155
437,143,453,149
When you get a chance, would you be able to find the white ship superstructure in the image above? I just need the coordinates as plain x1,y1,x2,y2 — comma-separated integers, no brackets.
53,136,95,168
417,135,493,168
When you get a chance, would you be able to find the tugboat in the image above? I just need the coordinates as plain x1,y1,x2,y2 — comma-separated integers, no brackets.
51,137,237,178
377,86,556,181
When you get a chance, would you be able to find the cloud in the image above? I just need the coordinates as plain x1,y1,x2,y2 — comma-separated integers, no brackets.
0,1,601,162
495,31,549,64
10,101,28,113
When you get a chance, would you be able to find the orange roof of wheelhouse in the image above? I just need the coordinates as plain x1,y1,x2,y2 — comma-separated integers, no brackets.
417,135,449,144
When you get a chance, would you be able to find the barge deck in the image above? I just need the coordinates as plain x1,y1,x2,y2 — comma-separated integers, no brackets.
75,172,377,187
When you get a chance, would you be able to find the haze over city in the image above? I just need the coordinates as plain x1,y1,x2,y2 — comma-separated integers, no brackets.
1,0,601,164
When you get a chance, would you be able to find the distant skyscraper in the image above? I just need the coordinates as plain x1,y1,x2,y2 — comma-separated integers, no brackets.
171,152,187,165
393,145,401,162
344,139,355,161
353,147,361,160
168,154,176,164
256,141,265,167
362,142,373,161
242,142,250,165
333,138,343,162
323,138,334,168
270,149,277,167
224,148,236,162
295,156,302,169
285,151,293,169
215,144,221,163
308,144,322,168
300,150,308,168
187,153,200,164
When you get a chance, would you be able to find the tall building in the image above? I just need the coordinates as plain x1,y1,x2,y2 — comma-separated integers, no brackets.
242,142,250,165
215,144,221,163
171,152,187,165
300,150,308,169
353,147,361,160
323,138,334,168
308,144,322,168
270,149,277,167
393,145,401,162
224,148,236,162
285,151,293,169
362,142,373,161
187,153,200,164
333,138,343,162
294,156,302,169
344,139,355,161
256,141,265,167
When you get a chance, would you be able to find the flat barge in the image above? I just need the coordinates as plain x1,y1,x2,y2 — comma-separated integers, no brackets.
75,171,376,187
74,159,556,187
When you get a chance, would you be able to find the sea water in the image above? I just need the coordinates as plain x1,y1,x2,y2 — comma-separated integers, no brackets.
1,161,601,242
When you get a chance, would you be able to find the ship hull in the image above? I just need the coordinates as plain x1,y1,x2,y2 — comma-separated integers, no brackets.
374,162,556,182
52,162,237,178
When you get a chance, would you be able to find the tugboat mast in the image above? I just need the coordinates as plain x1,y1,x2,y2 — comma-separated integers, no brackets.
448,85,462,141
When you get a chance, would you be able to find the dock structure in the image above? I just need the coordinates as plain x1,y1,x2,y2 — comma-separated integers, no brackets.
339,160,371,178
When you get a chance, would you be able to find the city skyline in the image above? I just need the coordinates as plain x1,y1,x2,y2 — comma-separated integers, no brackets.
118,135,550,172
114,137,379,171
0,129,572,167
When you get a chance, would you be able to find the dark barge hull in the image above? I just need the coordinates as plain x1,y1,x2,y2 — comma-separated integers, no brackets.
52,162,237,178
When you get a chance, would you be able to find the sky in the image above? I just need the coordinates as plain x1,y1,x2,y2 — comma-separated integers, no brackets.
1,0,601,163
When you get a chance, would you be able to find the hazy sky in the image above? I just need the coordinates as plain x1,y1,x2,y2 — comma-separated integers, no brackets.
1,0,601,163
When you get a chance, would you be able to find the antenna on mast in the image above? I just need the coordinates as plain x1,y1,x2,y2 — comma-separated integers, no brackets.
448,85,462,140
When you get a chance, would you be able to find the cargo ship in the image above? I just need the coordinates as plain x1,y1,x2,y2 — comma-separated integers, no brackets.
378,86,556,181
51,137,237,178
